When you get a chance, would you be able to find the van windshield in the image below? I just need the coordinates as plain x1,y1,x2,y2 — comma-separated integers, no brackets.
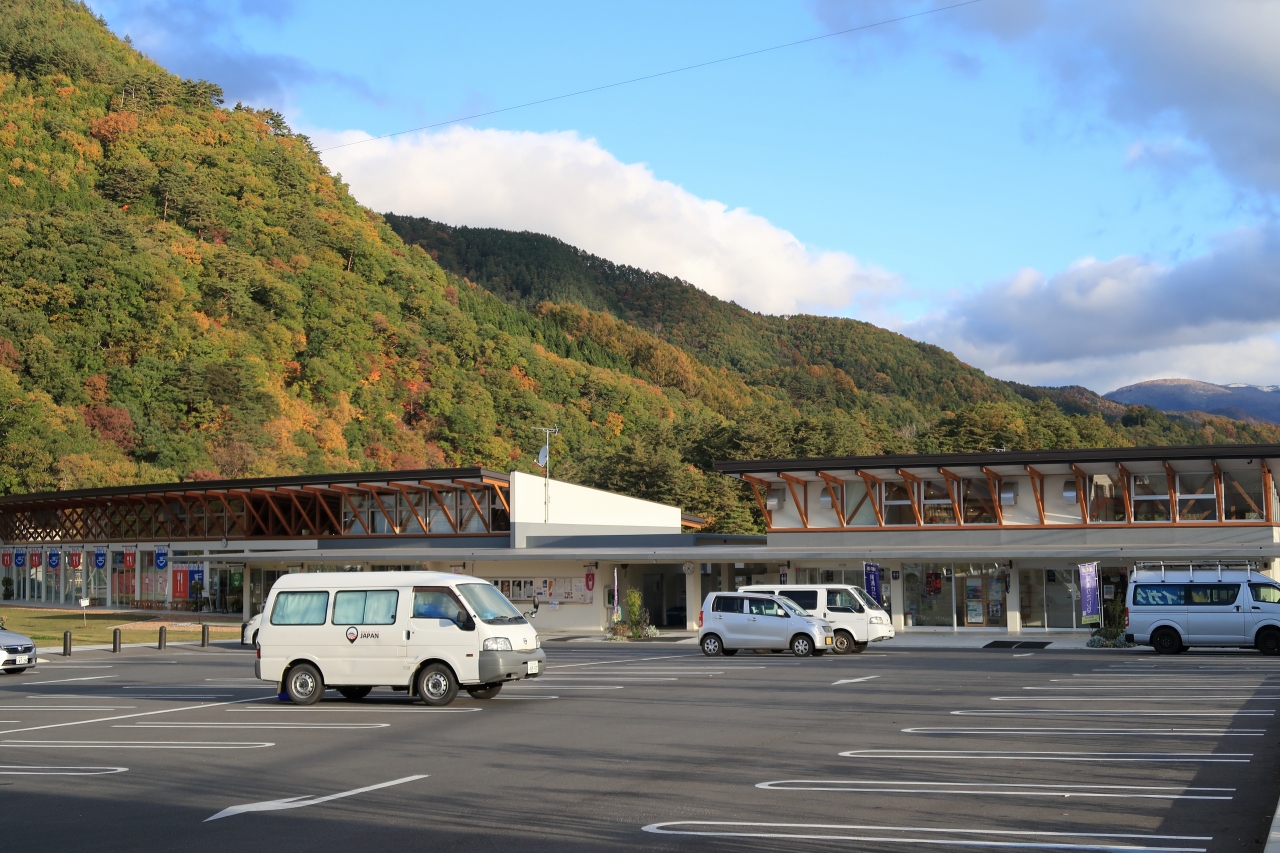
457,583,527,625
852,587,882,610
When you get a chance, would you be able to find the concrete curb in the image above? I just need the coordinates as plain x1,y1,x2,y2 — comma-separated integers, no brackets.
1266,796,1280,853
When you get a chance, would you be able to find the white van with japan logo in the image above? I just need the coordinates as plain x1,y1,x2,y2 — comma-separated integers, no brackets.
256,571,545,705
1125,565,1280,655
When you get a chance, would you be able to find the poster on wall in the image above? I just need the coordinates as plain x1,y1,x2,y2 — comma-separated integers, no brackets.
1079,562,1101,625
966,601,984,624
173,569,188,600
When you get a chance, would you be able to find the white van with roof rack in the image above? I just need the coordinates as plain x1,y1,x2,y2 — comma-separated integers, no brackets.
256,571,545,705
1125,563,1280,655
739,584,894,654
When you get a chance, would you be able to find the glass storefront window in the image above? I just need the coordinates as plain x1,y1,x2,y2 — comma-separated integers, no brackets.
902,564,954,627
1223,468,1266,521
883,482,917,526
1019,569,1046,628
1131,474,1171,522
921,481,956,525
844,480,879,526
1088,474,1126,523
1044,568,1079,628
1176,472,1217,521
954,565,1007,628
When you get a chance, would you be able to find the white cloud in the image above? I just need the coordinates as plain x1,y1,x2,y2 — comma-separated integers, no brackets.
907,223,1280,390
315,126,899,316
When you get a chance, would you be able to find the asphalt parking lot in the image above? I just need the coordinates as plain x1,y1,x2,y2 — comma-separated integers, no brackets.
2,641,1278,852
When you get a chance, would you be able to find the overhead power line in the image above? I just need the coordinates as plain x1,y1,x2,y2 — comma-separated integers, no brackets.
318,0,984,153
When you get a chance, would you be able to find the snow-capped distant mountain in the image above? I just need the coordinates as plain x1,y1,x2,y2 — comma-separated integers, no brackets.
1105,379,1280,425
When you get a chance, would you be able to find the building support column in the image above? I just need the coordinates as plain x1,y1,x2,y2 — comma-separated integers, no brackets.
721,563,733,594
1006,563,1021,633
889,564,905,633
685,566,701,631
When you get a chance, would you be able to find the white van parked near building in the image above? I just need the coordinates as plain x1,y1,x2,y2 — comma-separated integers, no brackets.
256,571,546,706
741,584,894,654
1125,566,1280,655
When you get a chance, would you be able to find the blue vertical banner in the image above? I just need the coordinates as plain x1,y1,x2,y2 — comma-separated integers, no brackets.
47,550,60,570
93,547,106,570
188,567,204,599
864,562,882,605
154,546,168,571
1079,562,1101,626
14,549,25,569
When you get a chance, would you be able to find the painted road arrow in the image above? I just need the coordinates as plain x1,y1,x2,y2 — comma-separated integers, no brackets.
205,775,428,821
833,676,880,686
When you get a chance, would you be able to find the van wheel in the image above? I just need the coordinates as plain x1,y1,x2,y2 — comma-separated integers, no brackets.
416,663,458,707
1257,629,1280,656
852,641,869,654
722,649,738,656
1151,627,1182,655
285,663,324,705
791,634,814,657
466,683,503,700
700,634,723,656
337,686,372,701
832,631,853,654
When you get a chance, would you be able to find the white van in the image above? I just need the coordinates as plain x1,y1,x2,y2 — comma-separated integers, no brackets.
1125,567,1280,655
256,571,546,706
741,584,894,654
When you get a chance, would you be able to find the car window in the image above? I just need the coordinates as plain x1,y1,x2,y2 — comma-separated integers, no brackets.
1133,585,1185,606
333,590,398,625
777,598,807,617
1187,584,1241,606
780,590,819,611
828,589,864,612
748,598,784,617
270,591,329,625
412,588,465,620
711,596,743,613
1251,583,1280,604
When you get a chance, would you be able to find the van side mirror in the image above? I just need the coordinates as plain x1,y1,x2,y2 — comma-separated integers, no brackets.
454,611,476,631
524,595,539,619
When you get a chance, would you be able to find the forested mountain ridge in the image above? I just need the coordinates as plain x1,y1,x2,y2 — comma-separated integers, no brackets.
2,1,1278,535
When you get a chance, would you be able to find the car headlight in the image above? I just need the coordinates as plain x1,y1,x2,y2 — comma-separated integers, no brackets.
869,615,888,625
822,625,832,633
482,637,513,651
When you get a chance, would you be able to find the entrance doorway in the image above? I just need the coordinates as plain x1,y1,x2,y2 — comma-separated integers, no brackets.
643,573,665,628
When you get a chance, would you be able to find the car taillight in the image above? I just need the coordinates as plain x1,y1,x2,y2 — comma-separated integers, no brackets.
698,610,703,628
1123,608,1129,628
256,646,261,659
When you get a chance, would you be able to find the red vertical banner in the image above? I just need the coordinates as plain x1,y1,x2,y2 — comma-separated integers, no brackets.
172,569,188,600
123,548,136,570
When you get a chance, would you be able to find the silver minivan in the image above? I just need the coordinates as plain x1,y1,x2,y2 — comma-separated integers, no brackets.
740,584,894,654
697,591,833,657
1125,567,1280,654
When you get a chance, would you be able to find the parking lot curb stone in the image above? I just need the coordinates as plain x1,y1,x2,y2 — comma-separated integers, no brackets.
1267,795,1280,853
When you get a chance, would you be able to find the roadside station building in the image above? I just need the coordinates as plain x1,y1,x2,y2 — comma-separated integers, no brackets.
715,444,1280,635
0,467,768,632
5,443,1280,638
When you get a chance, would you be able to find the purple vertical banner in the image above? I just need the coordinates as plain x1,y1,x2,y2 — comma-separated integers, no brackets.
864,562,882,605
1079,562,1100,626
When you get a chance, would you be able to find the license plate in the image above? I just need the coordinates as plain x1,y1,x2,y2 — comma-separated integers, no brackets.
14,656,29,665
527,660,540,674
824,637,832,645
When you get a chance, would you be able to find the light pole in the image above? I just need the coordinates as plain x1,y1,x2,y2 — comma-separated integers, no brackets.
534,425,559,524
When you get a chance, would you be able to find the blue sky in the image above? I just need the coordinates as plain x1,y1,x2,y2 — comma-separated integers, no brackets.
88,1,1280,392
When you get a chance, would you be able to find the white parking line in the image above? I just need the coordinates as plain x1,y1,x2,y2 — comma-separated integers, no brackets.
226,707,482,713
0,695,275,736
205,774,428,821
0,764,127,775
952,710,1272,717
25,666,113,670
992,696,1280,702
838,749,1251,762
1,707,136,711
122,685,274,690
0,740,273,749
503,686,623,690
756,779,1233,800
530,677,676,682
1026,686,1280,691
20,676,118,686
640,821,1210,850
117,722,390,729
902,727,1263,736
833,676,880,685
548,654,699,669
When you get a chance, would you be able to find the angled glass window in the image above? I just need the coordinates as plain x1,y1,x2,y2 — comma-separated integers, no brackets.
1223,468,1266,521
882,481,917,526
1088,474,1127,523
1131,474,1171,522
921,480,956,525
961,479,998,524
1176,473,1217,521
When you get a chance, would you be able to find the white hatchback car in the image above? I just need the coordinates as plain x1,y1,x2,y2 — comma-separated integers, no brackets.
698,591,833,657
0,623,36,674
